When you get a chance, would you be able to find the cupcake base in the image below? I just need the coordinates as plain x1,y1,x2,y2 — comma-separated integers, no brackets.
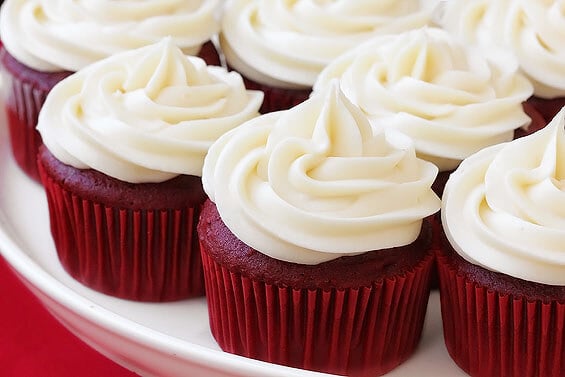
37,146,207,302
437,238,565,377
0,46,72,182
198,199,435,377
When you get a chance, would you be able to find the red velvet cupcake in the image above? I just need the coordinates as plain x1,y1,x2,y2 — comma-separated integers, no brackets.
313,27,539,198
199,83,441,375
220,0,433,113
199,200,436,377
38,145,207,301
438,109,565,376
0,0,222,182
36,39,262,301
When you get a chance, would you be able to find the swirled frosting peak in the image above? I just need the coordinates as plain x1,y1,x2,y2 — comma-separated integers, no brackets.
314,27,534,171
220,0,432,88
440,0,565,98
0,0,221,72
203,82,441,264
442,108,565,285
37,38,263,183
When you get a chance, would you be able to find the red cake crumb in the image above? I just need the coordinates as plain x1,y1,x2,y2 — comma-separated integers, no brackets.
198,198,433,290
38,145,207,210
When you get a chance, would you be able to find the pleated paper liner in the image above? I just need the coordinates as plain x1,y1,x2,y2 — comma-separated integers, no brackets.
37,160,205,302
201,241,434,377
437,246,565,377
0,46,72,182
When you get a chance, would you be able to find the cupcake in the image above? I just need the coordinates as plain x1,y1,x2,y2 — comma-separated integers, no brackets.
0,0,222,182
313,27,537,197
220,0,433,114
438,108,565,377
198,82,441,376
438,0,565,124
36,38,263,301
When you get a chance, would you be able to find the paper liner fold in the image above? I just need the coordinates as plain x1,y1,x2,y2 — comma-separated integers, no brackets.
437,252,565,377
2,68,51,182
39,167,204,302
201,247,434,377
0,48,72,182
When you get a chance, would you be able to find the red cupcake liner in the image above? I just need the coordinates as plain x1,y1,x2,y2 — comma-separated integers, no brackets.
437,251,565,377
38,162,205,302
0,47,72,182
200,245,434,377
427,211,444,291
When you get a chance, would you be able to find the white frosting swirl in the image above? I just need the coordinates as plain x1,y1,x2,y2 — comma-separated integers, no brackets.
203,82,441,264
0,0,221,72
440,0,565,98
37,38,263,183
314,27,533,171
220,0,432,88
442,108,565,285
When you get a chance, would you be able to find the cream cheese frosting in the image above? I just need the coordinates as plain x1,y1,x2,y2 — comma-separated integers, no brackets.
0,0,221,72
314,27,533,171
202,82,441,264
37,38,263,183
439,0,565,99
220,0,432,89
442,108,565,285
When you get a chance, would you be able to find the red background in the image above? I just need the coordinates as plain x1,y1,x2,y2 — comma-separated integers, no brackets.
0,254,137,377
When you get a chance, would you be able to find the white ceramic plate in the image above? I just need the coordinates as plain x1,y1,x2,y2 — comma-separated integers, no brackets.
0,118,467,377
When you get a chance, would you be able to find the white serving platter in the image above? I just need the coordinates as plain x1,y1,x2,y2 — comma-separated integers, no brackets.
0,118,467,377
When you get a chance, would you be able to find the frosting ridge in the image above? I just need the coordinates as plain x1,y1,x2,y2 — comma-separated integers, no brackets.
220,0,431,88
440,0,565,98
0,0,221,72
203,82,440,264
37,38,263,183
442,108,565,285
314,27,533,171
